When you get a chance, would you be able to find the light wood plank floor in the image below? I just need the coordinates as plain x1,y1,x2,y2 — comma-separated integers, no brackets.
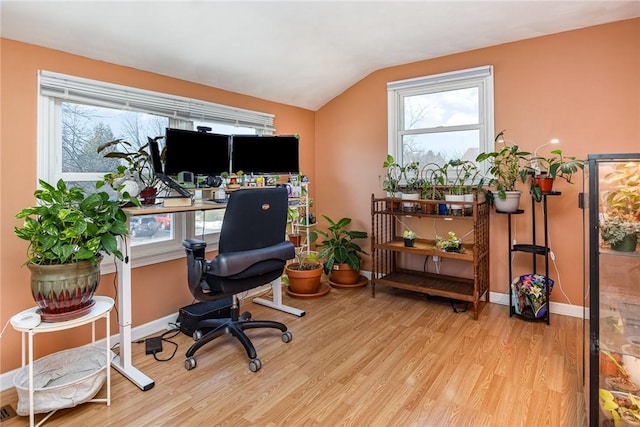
1,285,588,426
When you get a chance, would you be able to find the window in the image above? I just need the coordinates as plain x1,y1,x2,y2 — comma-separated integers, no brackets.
37,71,274,271
387,66,494,177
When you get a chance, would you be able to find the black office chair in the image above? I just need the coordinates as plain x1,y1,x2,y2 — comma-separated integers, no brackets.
182,187,295,372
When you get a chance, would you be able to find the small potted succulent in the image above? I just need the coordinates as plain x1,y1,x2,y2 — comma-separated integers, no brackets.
403,230,416,247
435,231,463,253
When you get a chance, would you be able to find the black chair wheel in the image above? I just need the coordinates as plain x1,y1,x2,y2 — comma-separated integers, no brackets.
193,330,202,341
282,331,293,343
185,357,197,371
240,311,252,321
249,358,262,372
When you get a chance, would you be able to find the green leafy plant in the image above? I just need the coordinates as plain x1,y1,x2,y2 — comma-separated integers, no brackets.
600,215,640,246
446,159,479,195
399,161,421,194
476,130,530,200
14,179,139,265
97,136,160,189
435,231,463,253
381,154,401,194
403,230,416,240
316,215,368,274
527,149,584,201
605,161,640,220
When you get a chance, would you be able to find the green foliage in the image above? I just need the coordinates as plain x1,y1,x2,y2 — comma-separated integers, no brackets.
381,154,401,194
96,136,160,189
315,215,368,274
528,149,584,202
476,130,530,200
14,179,139,265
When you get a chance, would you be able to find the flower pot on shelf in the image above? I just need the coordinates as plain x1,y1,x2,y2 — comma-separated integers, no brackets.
532,176,554,193
611,233,638,252
404,238,415,247
493,190,522,213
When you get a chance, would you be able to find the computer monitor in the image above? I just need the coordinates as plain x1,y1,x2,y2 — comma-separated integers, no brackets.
148,137,163,175
231,135,299,174
164,128,230,176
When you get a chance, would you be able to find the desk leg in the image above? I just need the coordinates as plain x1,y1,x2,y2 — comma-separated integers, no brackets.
253,277,305,317
114,233,155,391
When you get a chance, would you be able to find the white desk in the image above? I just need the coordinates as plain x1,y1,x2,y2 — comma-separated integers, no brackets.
12,296,114,427
115,201,303,391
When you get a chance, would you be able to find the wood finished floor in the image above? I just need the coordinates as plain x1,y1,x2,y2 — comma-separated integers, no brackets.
1,285,588,426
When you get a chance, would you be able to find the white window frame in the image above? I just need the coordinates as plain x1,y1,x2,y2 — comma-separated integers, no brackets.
387,65,495,175
36,71,274,273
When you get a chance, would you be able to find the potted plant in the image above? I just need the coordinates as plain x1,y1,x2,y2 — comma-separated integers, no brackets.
399,161,421,212
435,231,463,253
445,159,479,215
97,136,161,205
403,230,416,247
284,250,324,295
528,149,584,201
381,154,401,198
14,179,138,321
315,215,368,286
598,162,640,252
600,214,640,252
476,130,530,212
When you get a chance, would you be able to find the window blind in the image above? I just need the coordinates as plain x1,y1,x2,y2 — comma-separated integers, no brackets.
39,70,275,131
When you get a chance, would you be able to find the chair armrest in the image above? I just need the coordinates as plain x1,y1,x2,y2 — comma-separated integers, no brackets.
209,241,295,277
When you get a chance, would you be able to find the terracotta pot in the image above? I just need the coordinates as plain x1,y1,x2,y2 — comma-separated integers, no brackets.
533,176,554,193
28,256,102,322
286,263,322,294
329,262,360,285
288,234,302,247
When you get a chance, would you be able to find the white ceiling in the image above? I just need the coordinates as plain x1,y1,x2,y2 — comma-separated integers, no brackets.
2,1,639,111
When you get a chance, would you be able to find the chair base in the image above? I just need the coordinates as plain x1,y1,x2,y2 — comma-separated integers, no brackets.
184,307,292,372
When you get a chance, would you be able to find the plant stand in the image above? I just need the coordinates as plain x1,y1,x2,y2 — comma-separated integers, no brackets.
502,192,559,324
10,296,113,427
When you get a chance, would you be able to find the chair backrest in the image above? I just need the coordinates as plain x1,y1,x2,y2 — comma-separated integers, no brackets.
219,187,289,254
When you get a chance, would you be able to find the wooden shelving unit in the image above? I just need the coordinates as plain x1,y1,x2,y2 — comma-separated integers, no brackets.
371,194,490,319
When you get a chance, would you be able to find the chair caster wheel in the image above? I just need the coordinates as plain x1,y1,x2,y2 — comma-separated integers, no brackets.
282,331,293,343
249,358,262,372
240,311,252,321
193,330,202,341
185,357,197,371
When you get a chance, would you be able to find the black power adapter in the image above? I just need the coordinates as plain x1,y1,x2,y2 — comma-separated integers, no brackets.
145,337,163,355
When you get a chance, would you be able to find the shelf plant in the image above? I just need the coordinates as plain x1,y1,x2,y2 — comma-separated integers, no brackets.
97,136,161,204
527,149,584,202
476,130,530,212
435,231,463,253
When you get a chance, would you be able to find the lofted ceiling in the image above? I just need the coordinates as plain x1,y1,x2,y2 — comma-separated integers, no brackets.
2,1,639,111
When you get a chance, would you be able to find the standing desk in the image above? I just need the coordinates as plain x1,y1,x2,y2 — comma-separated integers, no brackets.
114,201,303,391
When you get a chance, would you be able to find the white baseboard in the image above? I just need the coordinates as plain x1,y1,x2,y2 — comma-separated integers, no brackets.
490,291,584,319
0,312,179,393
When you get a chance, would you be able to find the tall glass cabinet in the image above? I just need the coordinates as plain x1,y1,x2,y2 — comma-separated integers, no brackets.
583,153,640,426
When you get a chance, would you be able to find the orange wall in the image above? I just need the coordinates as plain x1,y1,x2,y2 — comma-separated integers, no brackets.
315,19,639,302
1,18,639,375
0,39,315,372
